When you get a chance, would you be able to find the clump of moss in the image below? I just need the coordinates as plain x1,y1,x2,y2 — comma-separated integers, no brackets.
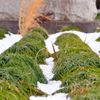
53,34,100,99
0,27,8,39
60,25,81,32
96,37,100,42
96,13,100,20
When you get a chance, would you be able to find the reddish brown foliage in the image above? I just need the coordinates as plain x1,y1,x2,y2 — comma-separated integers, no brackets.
19,0,44,35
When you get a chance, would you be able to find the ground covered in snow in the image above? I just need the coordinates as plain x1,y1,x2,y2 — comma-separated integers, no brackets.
0,32,22,54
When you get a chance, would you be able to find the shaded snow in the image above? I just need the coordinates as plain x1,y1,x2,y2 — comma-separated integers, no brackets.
0,32,22,54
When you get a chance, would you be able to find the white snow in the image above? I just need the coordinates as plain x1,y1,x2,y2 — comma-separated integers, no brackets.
38,58,63,95
39,57,54,81
37,81,62,95
85,33,100,56
30,93,70,100
30,57,69,100
0,32,22,54
44,40,59,54
37,57,67,96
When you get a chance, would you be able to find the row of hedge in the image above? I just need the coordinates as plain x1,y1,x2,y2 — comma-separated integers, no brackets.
53,33,100,100
0,27,49,99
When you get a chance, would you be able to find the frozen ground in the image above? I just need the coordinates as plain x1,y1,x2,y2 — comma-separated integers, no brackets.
30,93,69,100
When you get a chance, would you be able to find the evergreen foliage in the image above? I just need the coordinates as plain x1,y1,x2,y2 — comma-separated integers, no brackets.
0,27,49,99
60,25,81,32
53,34,100,99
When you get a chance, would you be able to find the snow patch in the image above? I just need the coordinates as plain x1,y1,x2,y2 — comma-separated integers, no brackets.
30,57,69,100
37,57,65,95
37,81,62,95
30,93,70,100
0,32,22,54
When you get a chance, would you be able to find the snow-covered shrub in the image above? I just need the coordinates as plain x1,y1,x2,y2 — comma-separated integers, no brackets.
53,34,100,99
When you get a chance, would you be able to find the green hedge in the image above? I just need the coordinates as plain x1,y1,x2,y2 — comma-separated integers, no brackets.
4,27,49,64
30,27,48,39
96,37,100,42
0,27,8,39
60,25,81,32
0,27,49,99
53,34,100,99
